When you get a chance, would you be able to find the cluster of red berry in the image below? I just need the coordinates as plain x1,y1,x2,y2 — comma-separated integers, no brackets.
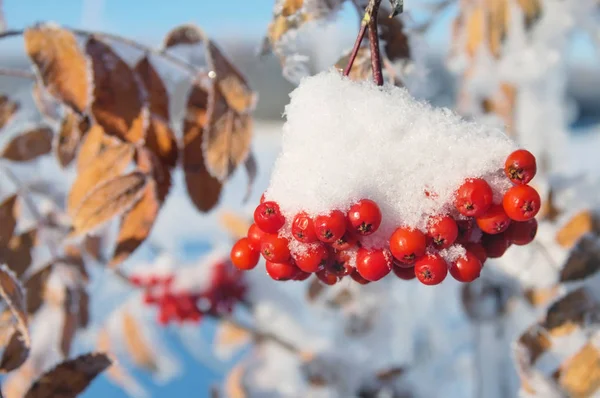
230,149,540,287
130,261,247,325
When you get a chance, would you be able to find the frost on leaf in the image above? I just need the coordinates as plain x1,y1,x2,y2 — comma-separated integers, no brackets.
1,127,53,162
70,171,148,236
183,83,222,212
24,352,112,398
75,124,119,171
0,95,19,130
109,150,162,267
67,141,134,217
121,311,158,372
56,109,86,167
85,37,147,144
0,265,30,373
23,23,90,115
31,81,61,122
134,56,178,169
162,24,204,49
556,210,599,249
0,229,38,277
0,194,18,249
559,235,600,283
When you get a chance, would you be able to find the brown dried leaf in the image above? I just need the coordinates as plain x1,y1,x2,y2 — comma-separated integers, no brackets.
335,47,372,82
24,23,89,114
62,245,89,282
555,342,600,397
24,352,112,398
122,311,157,372
146,118,178,169
0,229,38,277
60,288,79,357
24,263,53,315
71,171,148,236
0,265,30,372
375,366,405,383
378,11,410,62
543,287,600,337
203,85,253,181
0,95,19,130
183,84,222,212
109,178,160,268
560,236,600,283
214,321,251,358
517,325,552,364
134,56,169,120
86,37,146,143
31,81,61,122
67,142,134,217
224,362,248,398
162,24,204,49
1,127,53,162
76,124,118,171
0,194,18,249
556,211,598,249
96,328,142,395
78,288,90,328
83,235,103,261
523,285,560,307
55,109,84,167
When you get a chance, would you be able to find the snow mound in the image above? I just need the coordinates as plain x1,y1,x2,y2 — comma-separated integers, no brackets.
265,70,517,248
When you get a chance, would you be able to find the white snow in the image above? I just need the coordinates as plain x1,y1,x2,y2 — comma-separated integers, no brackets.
265,70,517,249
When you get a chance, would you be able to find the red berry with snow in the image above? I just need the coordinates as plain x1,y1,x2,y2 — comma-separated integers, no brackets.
314,210,347,243
392,265,416,280
254,201,285,233
292,212,318,243
247,223,265,251
427,215,459,249
462,242,488,264
389,227,427,264
356,248,392,281
326,250,353,277
260,234,291,263
414,254,448,286
476,204,511,234
503,185,541,221
350,269,371,284
293,243,329,273
316,269,339,285
481,233,511,258
505,149,537,185
347,199,382,236
455,178,493,217
449,251,483,283
506,218,538,245
266,260,299,281
230,238,260,270
331,232,359,251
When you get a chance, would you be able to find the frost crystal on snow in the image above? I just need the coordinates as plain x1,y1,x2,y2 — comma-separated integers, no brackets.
265,70,517,249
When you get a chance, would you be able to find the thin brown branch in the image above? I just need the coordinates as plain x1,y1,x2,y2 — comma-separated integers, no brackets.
343,23,368,77
0,67,35,80
366,0,384,86
218,315,300,354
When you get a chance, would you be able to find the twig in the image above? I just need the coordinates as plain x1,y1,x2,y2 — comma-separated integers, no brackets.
219,315,300,354
0,67,35,80
0,28,204,78
343,23,368,77
366,0,384,86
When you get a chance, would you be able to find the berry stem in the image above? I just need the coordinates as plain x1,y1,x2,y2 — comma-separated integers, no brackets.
342,22,368,77
365,0,384,86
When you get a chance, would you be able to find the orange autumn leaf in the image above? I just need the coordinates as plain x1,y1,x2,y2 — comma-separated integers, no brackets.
1,127,53,162
23,263,53,315
183,83,222,212
76,124,119,171
85,37,147,144
0,265,30,373
121,311,158,372
0,95,19,130
0,194,18,249
67,142,134,217
71,171,148,236
23,23,90,114
56,109,85,167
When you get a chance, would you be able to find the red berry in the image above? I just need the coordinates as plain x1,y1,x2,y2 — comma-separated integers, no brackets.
449,251,483,282
414,254,448,286
476,204,511,234
316,269,339,285
427,215,459,249
346,199,382,236
389,228,427,264
230,238,260,270
293,243,329,273
291,212,318,243
265,260,298,281
260,234,291,263
506,219,538,245
331,232,359,251
254,201,285,233
129,275,143,287
247,223,265,251
293,270,312,281
392,258,414,269
503,185,541,221
481,233,511,258
455,178,493,217
314,210,346,243
326,250,353,277
350,269,371,284
392,265,416,280
143,292,158,304
355,248,392,281
456,218,476,244
462,242,488,264
148,275,161,287
505,149,537,185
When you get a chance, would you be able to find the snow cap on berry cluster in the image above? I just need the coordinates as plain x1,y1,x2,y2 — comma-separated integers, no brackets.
265,70,517,250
